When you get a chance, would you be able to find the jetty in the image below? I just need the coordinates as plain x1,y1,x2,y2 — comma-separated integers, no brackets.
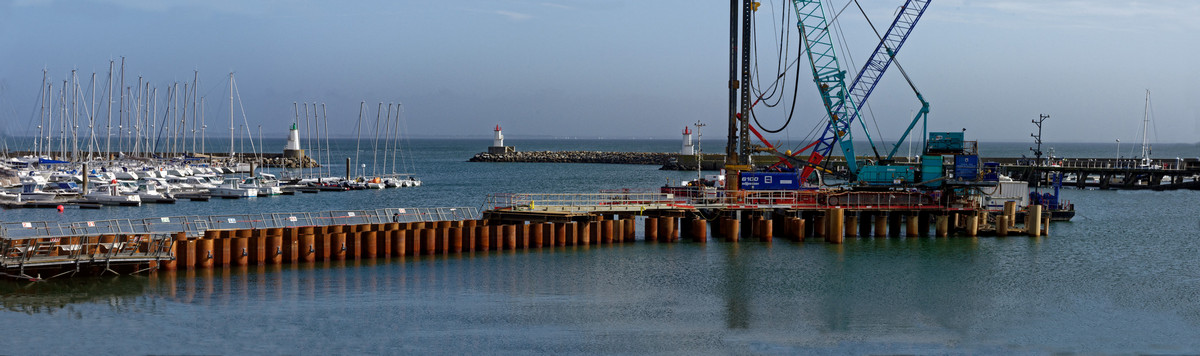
469,151,673,165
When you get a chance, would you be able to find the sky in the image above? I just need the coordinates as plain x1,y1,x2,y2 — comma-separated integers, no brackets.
0,0,1197,150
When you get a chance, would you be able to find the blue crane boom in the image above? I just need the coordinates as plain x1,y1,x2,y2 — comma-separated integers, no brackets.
796,0,931,182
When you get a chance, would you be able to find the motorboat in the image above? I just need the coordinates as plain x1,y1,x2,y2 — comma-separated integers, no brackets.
131,179,176,204
240,177,282,196
81,183,142,206
209,179,258,198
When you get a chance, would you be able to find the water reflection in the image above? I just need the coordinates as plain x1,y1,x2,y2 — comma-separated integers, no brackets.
721,243,750,329
0,276,152,316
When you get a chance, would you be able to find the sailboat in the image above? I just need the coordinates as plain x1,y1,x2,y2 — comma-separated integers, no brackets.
1135,89,1161,169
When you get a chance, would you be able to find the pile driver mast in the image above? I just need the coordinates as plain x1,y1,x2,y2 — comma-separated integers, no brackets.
726,0,755,176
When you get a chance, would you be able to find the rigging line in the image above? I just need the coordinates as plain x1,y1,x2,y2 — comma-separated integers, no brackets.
761,0,793,108
752,25,805,134
854,0,929,152
853,0,884,41
767,0,792,105
1148,93,1159,148
231,77,257,156
750,0,791,105
749,7,783,104
828,0,857,25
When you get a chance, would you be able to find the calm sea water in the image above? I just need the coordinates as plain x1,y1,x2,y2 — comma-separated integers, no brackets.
2,139,1200,354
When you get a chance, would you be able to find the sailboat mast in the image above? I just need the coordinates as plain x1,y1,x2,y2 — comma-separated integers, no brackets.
37,70,45,157
372,102,382,177
355,101,364,178
321,103,330,179
311,103,320,178
47,82,54,158
132,78,141,157
106,61,113,159
229,72,234,160
174,82,181,156
88,72,96,161
57,82,62,158
303,102,310,176
201,96,206,155
381,103,392,175
1140,89,1150,163
192,71,199,154
70,71,78,162
391,103,402,174
150,85,157,156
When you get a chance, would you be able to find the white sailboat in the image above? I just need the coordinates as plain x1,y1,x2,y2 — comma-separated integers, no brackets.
1135,89,1161,169
209,72,258,199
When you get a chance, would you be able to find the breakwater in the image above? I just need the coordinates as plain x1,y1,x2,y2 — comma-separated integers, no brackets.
469,151,673,165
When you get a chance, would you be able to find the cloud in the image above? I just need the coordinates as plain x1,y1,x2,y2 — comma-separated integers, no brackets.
495,10,533,21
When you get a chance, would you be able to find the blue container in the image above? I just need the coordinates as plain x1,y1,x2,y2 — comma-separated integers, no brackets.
954,155,979,181
739,172,801,190
981,162,1000,181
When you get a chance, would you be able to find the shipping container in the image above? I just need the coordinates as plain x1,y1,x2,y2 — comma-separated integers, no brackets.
858,165,917,185
955,155,979,181
921,155,944,187
981,162,1000,181
926,132,964,153
739,172,801,190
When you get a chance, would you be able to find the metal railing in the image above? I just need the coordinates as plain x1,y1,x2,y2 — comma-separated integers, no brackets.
1,233,175,274
1007,158,1195,171
484,190,953,212
485,192,689,212
0,207,480,241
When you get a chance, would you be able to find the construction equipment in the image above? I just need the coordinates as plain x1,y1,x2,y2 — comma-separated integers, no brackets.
792,0,932,184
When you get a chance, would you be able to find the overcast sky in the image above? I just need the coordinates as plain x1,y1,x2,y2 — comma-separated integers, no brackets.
1,0,1197,148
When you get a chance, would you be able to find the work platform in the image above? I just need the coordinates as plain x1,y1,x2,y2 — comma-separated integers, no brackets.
482,189,1048,244
483,190,960,215
1,207,478,280
3,191,1051,281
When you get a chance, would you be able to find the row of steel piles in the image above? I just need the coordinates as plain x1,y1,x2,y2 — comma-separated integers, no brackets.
163,217,640,270
636,206,1048,245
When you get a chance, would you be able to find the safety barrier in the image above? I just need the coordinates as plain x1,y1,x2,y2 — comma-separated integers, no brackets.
0,207,479,241
485,190,954,212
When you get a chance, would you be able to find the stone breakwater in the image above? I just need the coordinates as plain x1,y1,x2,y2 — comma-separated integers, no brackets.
469,151,674,165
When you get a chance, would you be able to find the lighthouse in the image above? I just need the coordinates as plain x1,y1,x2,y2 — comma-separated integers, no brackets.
680,127,694,155
283,123,305,160
488,124,515,154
